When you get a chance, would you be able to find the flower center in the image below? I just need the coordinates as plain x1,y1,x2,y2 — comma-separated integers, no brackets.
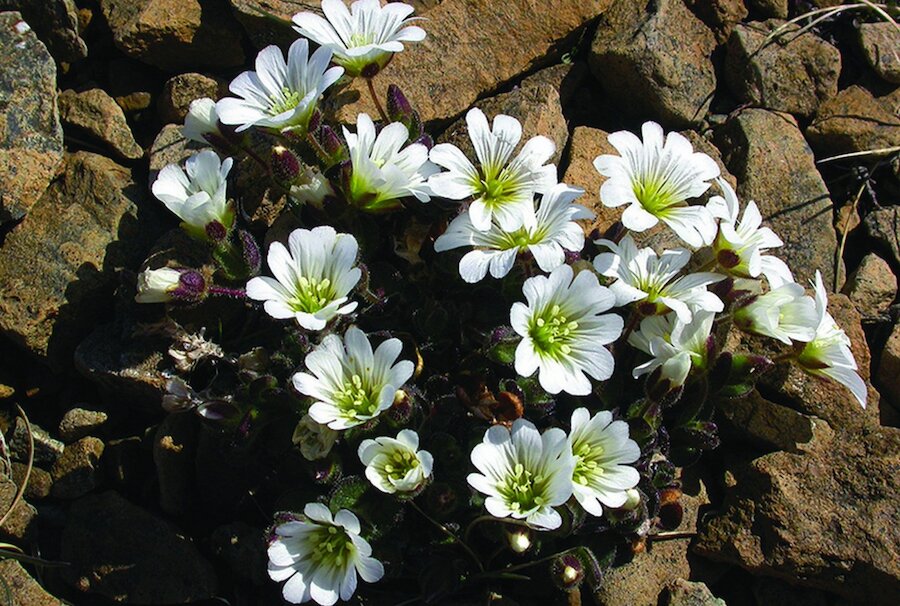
500,462,546,513
529,304,578,359
573,440,604,486
289,276,335,313
269,87,303,116
632,177,680,214
334,374,380,420
310,525,355,568
380,449,419,481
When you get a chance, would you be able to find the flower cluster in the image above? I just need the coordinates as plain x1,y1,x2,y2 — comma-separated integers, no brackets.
134,2,868,604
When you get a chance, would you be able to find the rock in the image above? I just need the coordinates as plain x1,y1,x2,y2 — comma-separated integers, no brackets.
437,64,576,166
331,0,614,125
8,416,64,464
694,425,900,605
0,0,87,62
562,125,618,236
865,206,900,268
0,473,37,542
107,58,157,113
806,85,900,157
74,319,171,412
61,491,218,603
0,152,163,369
665,579,726,606
149,123,209,188
744,0,787,18
59,406,109,442
752,577,832,606
715,109,838,288
229,0,318,48
589,0,717,127
58,88,144,160
877,322,900,409
159,72,225,124
153,413,197,515
99,0,245,71
684,0,748,44
859,22,900,84
0,560,64,606
51,436,105,499
0,12,64,223
842,253,896,322
593,467,711,606
210,521,269,585
102,435,150,494
718,390,820,454
10,462,53,500
725,20,841,118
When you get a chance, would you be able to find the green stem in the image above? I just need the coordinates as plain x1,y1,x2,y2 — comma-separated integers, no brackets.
410,502,484,572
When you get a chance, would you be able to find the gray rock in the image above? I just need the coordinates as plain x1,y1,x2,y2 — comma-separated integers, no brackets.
859,22,900,84
58,88,144,160
665,579,726,606
149,123,208,188
59,406,109,443
842,253,896,322
0,0,87,62
0,152,163,370
10,461,53,500
589,0,717,127
0,12,64,223
229,0,318,48
725,20,841,118
715,109,838,288
158,72,225,124
8,416,64,464
50,436,105,499
0,473,37,542
61,491,218,603
0,560,64,605
684,0,748,44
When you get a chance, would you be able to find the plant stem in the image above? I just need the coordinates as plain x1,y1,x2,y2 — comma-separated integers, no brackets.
835,181,867,293
208,285,247,299
366,77,389,122
410,502,484,572
463,515,530,546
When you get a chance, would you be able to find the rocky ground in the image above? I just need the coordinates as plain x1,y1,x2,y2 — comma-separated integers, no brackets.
0,0,898,605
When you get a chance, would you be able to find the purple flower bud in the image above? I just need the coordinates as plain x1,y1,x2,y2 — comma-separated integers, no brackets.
387,84,414,122
237,229,261,275
270,145,303,186
172,270,207,302
205,220,228,243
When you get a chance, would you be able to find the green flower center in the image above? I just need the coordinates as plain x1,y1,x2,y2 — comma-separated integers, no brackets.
529,304,578,359
269,87,303,116
632,177,681,214
499,462,548,513
310,525,355,568
288,276,336,314
334,374,381,420
349,32,375,47
498,227,540,251
573,440,605,486
380,449,419,481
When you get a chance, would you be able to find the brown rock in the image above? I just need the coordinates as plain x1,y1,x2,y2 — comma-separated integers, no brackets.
589,0,717,127
10,462,53,500
8,416,65,464
562,126,618,236
806,85,900,158
725,20,841,118
59,406,109,442
694,425,900,605
842,253,896,321
715,109,839,287
61,491,217,603
149,123,209,188
58,88,144,160
107,57,157,113
51,436,105,499
859,22,900,84
665,579,726,606
0,152,163,369
229,0,318,48
0,560,64,605
99,0,245,71
865,206,900,268
0,12,64,223
745,0,787,18
0,473,37,542
0,0,87,62
718,390,820,453
684,0,748,44
159,72,226,124
752,577,832,606
330,0,614,125
877,321,900,408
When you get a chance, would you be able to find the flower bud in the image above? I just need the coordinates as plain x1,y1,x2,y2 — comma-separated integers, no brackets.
507,528,532,554
386,84,414,123
620,488,642,511
551,554,585,591
270,145,303,186
135,267,207,304
205,220,228,243
237,229,262,275
386,389,414,427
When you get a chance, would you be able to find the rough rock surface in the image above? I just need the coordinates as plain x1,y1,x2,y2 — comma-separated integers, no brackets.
0,560,64,605
865,206,900,268
61,491,218,603
58,88,144,160
562,125,618,236
684,0,748,43
715,109,838,287
0,0,87,62
877,322,900,410
806,85,900,157
0,473,37,542
59,406,109,443
153,413,197,515
725,20,841,118
159,72,225,123
859,22,900,84
589,0,717,127
8,416,65,464
11,462,53,500
99,0,245,71
718,390,820,454
0,152,162,369
0,12,64,223
745,0,787,18
51,436,105,499
842,253,896,321
330,0,614,125
149,123,208,187
695,425,900,605
229,0,318,48
666,579,726,606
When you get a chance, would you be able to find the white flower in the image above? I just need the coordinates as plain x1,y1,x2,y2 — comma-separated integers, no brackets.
293,414,339,460
343,113,438,212
593,121,720,247
434,183,592,283
292,0,425,77
290,166,334,208
707,178,793,288
216,39,343,133
568,408,641,517
467,419,576,530
428,108,557,232
795,271,867,408
135,267,182,303
292,326,415,429
268,503,384,606
358,429,433,494
182,97,220,145
628,311,715,387
733,282,817,345
511,265,624,396
593,235,724,323
246,226,361,330
151,150,234,238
